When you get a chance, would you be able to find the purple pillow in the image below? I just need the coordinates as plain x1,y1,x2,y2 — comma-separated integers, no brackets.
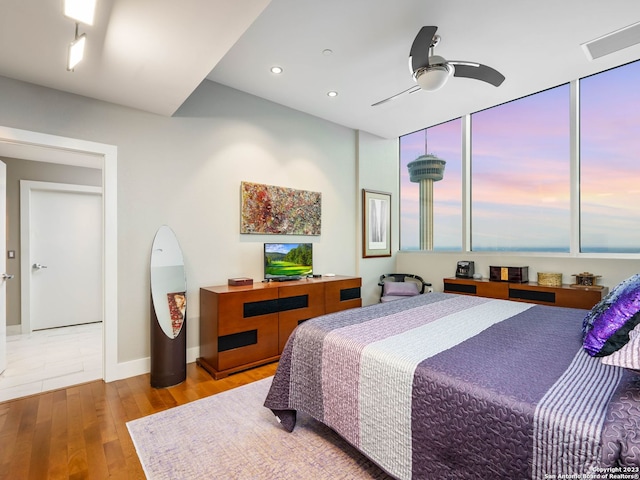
582,274,640,357
383,281,420,297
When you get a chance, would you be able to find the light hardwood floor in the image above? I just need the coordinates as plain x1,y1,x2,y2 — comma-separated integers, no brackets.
0,361,278,479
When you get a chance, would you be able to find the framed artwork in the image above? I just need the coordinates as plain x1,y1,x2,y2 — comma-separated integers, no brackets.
362,189,391,258
240,181,321,235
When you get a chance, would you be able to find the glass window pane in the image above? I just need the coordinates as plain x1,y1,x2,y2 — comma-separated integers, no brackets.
471,85,571,252
400,119,462,251
580,60,640,253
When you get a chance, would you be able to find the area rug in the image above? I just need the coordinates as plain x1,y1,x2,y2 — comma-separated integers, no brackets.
126,377,393,479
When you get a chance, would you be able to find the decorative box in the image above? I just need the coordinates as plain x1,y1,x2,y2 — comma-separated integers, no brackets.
489,266,529,283
228,277,253,286
537,272,562,287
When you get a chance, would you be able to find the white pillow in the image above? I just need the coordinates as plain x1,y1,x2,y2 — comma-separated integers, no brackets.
601,323,640,371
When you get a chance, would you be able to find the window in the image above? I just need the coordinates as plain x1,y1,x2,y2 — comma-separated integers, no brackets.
471,85,571,252
399,119,462,251
399,60,640,256
580,61,640,253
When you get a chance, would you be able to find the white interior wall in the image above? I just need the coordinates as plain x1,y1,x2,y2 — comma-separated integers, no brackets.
356,131,400,305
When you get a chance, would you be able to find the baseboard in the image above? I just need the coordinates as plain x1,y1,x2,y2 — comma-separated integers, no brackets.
6,325,21,336
111,346,200,382
113,356,150,381
185,345,200,365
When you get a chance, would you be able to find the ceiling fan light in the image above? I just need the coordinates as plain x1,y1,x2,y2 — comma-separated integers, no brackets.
415,64,453,91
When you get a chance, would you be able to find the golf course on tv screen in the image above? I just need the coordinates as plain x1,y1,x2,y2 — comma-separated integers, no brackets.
264,243,312,278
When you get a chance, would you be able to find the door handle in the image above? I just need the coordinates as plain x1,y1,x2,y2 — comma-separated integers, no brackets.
32,263,48,270
2,273,14,280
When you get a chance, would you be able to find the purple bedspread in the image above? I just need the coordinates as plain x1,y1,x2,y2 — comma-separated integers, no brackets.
264,293,640,479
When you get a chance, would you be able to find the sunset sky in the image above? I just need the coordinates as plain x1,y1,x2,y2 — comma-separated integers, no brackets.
400,59,640,253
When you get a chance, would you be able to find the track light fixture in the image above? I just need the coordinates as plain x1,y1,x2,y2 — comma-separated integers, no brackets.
64,0,97,71
67,25,86,71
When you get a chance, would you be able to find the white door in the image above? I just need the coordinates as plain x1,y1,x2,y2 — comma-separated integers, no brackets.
21,181,102,331
0,161,7,374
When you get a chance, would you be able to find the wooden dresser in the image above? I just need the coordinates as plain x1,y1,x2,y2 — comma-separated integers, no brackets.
198,276,361,379
443,277,608,310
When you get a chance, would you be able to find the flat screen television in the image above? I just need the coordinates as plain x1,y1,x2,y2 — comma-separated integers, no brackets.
264,243,313,280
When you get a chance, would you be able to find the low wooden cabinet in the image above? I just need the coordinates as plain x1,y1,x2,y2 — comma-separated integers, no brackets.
443,277,608,310
198,276,361,379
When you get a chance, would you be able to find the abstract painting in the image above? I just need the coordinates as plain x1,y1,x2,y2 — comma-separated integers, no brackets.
240,181,321,235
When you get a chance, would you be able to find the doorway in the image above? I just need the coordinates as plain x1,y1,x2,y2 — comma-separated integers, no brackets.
0,126,118,390
0,176,104,401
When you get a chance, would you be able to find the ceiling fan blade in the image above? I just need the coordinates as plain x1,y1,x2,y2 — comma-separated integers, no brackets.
410,26,438,72
449,61,505,86
371,85,421,107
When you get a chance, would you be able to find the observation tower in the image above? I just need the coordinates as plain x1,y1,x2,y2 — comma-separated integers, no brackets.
407,154,446,250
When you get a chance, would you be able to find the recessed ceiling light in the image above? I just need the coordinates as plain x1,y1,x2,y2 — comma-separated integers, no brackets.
322,49,333,56
327,91,338,97
270,66,283,74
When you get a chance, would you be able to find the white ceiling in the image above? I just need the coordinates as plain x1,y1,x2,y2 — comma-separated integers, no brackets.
1,0,640,140
0,0,271,116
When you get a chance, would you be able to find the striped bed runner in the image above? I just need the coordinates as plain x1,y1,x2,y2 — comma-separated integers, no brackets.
532,349,624,479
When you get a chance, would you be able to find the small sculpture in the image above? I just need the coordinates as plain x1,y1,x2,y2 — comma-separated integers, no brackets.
572,272,601,287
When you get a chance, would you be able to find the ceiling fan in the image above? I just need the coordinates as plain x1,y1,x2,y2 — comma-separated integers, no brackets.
372,26,505,107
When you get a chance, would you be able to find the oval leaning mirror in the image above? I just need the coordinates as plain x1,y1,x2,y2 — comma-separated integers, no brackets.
150,226,186,339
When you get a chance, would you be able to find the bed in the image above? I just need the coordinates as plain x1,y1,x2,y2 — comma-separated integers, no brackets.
264,291,640,480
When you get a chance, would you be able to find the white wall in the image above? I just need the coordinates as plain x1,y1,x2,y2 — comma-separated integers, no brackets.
397,251,640,293
0,75,360,367
356,131,399,305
